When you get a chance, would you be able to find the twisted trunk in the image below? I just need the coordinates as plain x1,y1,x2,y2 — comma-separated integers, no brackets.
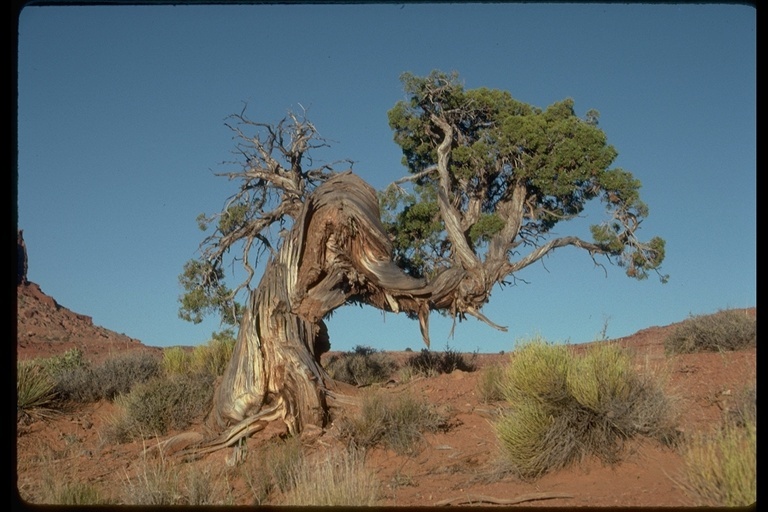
184,172,469,454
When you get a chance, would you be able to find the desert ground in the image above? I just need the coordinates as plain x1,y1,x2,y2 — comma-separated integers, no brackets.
15,280,756,507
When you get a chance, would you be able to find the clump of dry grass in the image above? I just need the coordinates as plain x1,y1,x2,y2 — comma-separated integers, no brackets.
281,448,379,506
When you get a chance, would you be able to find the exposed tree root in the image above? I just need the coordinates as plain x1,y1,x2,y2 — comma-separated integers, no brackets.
434,491,574,506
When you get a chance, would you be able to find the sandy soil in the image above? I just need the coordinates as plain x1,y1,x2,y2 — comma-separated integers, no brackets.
15,281,756,507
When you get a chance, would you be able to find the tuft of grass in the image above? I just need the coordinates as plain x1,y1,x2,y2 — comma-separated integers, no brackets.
103,373,214,443
337,389,447,455
191,331,236,376
677,420,756,506
162,346,191,375
664,309,756,354
404,345,477,377
241,435,304,504
163,333,235,377
494,338,678,479
282,449,379,506
42,480,107,505
17,361,59,419
324,345,398,386
120,447,180,505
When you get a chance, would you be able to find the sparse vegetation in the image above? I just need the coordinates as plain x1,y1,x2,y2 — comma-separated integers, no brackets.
494,338,678,479
477,363,505,403
337,389,448,455
676,391,756,507
54,351,162,403
242,436,305,504
404,346,477,377
664,309,756,354
103,372,214,442
282,449,379,506
324,345,398,386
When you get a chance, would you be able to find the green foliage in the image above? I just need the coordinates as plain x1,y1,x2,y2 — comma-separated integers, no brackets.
664,309,756,354
104,373,214,442
324,345,398,386
337,389,447,455
494,338,677,479
17,361,59,417
385,70,665,280
178,259,243,327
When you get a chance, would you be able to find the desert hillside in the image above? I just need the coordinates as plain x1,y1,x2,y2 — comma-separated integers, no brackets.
15,277,755,507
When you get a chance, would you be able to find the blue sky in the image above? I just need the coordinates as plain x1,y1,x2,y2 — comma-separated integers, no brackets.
16,3,755,353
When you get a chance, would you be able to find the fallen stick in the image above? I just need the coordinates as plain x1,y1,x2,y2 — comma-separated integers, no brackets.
435,491,573,506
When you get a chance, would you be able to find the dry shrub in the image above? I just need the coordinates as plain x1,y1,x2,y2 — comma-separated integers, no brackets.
55,350,162,402
664,309,756,354
494,338,678,479
405,346,477,377
337,389,447,455
325,345,397,386
103,373,214,443
281,449,379,506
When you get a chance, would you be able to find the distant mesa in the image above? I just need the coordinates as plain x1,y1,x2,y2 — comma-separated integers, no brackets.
17,229,28,286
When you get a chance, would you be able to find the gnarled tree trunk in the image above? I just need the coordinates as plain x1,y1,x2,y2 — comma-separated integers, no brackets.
186,172,463,454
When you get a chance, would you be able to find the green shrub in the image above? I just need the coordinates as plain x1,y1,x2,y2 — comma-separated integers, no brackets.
664,309,756,354
337,389,447,455
104,373,214,442
17,361,59,418
404,346,476,377
494,338,677,479
325,345,397,386
282,449,379,506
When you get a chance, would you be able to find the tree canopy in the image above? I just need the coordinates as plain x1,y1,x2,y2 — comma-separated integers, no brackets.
179,70,666,341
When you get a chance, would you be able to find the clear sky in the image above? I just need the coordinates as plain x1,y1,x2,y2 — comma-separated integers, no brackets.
16,3,755,353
